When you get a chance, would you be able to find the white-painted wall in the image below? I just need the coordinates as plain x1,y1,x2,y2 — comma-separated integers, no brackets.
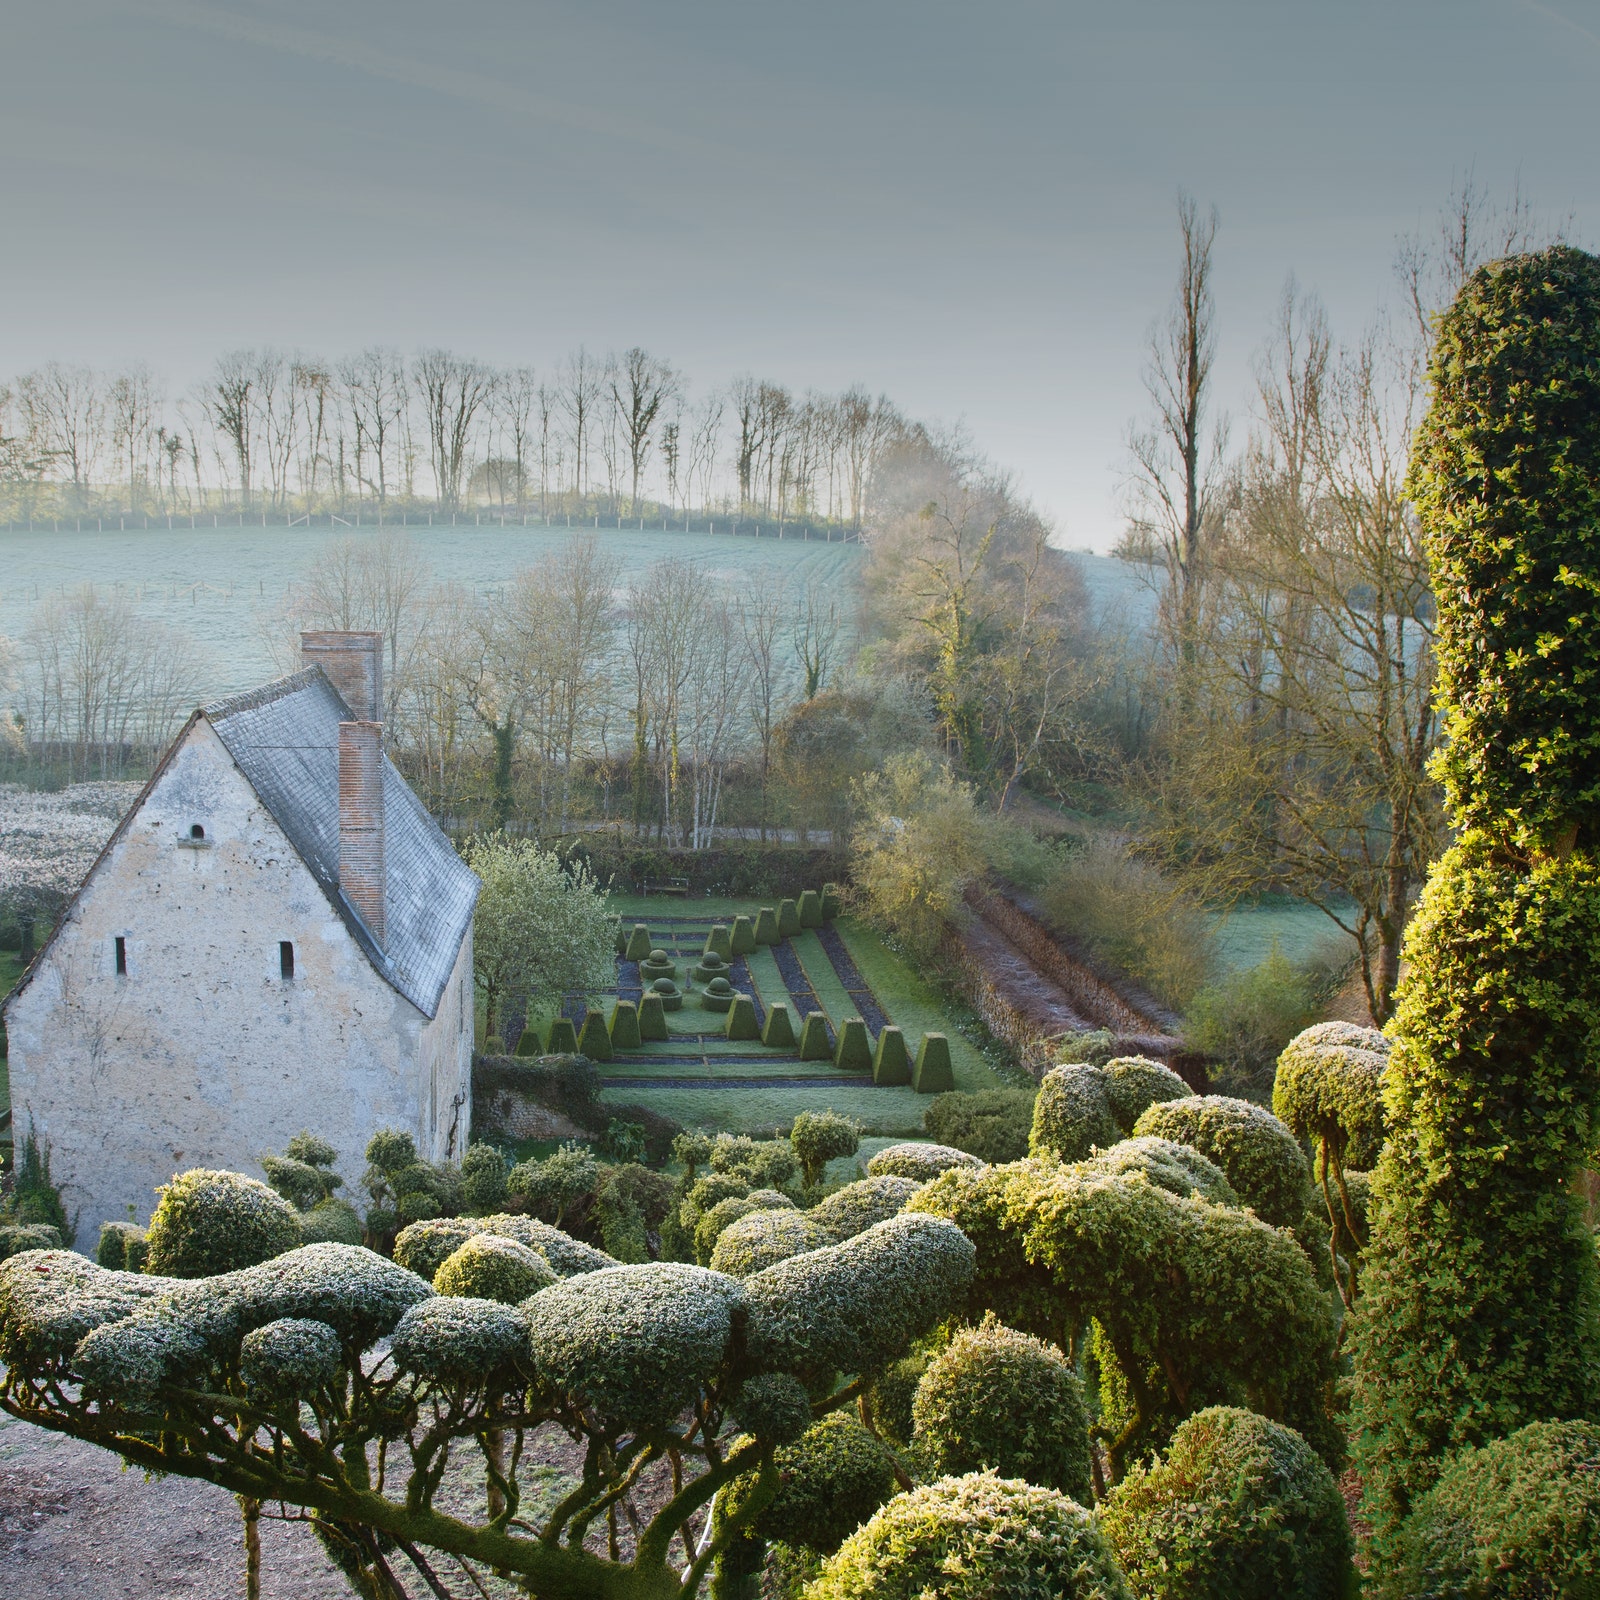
4,718,474,1245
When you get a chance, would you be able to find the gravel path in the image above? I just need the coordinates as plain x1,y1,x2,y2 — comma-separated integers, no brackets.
0,1411,346,1600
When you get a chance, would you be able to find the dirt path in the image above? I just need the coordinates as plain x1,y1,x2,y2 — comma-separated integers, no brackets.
0,1411,346,1600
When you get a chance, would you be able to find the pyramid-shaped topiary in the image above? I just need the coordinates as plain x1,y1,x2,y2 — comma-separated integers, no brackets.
777,899,802,939
730,915,756,956
798,1011,833,1061
797,889,824,928
624,924,652,962
753,907,781,945
576,1009,613,1062
609,999,642,1050
762,1003,797,1049
704,923,734,961
725,995,761,1042
637,992,670,1041
835,1018,873,1072
912,1033,954,1095
872,1027,911,1086
514,1023,542,1057
546,1016,579,1055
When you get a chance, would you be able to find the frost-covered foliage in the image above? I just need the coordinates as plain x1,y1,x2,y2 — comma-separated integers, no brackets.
710,1208,834,1277
240,1317,343,1402
459,1142,510,1214
0,780,140,902
1131,1096,1313,1235
1388,1420,1600,1600
390,1295,529,1386
1031,1058,1189,1163
744,1213,976,1377
0,1184,978,1600
807,1473,1131,1600
866,1143,984,1182
807,1175,923,1241
694,1190,794,1264
297,1199,363,1247
1101,1406,1352,1600
524,1263,746,1430
393,1212,613,1284
790,1111,862,1189
144,1169,303,1278
432,1234,555,1304
0,1224,63,1263
506,1142,599,1228
1081,1137,1239,1207
722,1412,898,1555
261,1132,343,1212
393,1217,478,1282
911,1315,1093,1502
922,1087,1037,1164
710,1133,800,1191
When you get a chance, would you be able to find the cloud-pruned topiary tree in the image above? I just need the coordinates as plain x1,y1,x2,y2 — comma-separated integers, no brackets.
1350,246,1600,1551
144,1169,303,1279
0,1205,976,1600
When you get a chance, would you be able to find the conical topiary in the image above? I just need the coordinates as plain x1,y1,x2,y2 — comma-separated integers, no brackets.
577,1009,613,1061
913,1032,955,1094
798,1011,833,1061
753,907,781,945
762,1002,797,1049
777,898,801,939
514,1023,542,1057
835,1017,873,1072
609,999,642,1050
725,994,760,1041
820,883,842,920
637,992,669,1041
730,915,756,956
547,1016,579,1055
624,924,652,962
704,923,734,961
872,1026,911,1086
614,920,628,954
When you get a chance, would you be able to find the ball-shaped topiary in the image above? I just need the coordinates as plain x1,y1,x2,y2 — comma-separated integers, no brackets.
240,1317,343,1402
722,1411,899,1555
144,1169,303,1278
394,1217,478,1282
1273,1022,1390,1170
790,1110,861,1189
297,1198,364,1247
911,1316,1093,1501
1030,1064,1121,1162
1100,1405,1352,1600
808,1176,923,1241
1388,1419,1600,1600
1132,1096,1312,1234
866,1143,985,1182
710,1208,834,1277
807,1473,1130,1600
1101,1056,1191,1131
1081,1136,1239,1206
433,1233,556,1304
726,1372,814,1447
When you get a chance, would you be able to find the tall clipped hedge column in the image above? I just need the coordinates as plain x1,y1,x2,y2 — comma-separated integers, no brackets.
1351,246,1600,1548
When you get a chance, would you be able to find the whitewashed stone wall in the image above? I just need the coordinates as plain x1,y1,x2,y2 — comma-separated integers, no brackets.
5,718,474,1244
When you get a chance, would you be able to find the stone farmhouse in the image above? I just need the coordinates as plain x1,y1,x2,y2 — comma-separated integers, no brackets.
2,631,479,1241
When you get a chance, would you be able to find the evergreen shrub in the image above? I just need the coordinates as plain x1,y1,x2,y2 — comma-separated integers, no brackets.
514,1022,542,1056
797,1011,833,1061
1352,248,1600,1543
576,1008,613,1061
808,1473,1130,1600
1388,1420,1600,1600
1082,1136,1238,1206
1,1224,63,1263
297,1199,363,1246
911,1315,1093,1501
911,1033,954,1095
820,884,842,920
1100,1406,1352,1600
609,998,642,1049
625,923,652,961
705,923,734,961
867,1143,983,1182
762,1002,796,1048
871,1026,911,1086
777,898,802,938
797,889,824,928
546,1016,579,1054
730,914,756,955
710,1208,833,1277
1030,1064,1121,1161
433,1233,556,1303
753,906,781,945
790,1111,861,1188
145,1169,302,1278
637,991,669,1040
808,1176,922,1241
95,1222,147,1271
834,1017,873,1072
725,994,761,1041
923,1088,1034,1163
459,1142,510,1214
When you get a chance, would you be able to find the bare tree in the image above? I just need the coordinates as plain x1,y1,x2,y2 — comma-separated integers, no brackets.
1123,192,1228,690
687,392,723,513
108,367,160,513
492,367,537,511
413,349,493,513
610,348,678,517
795,580,841,701
338,348,409,513
738,593,791,838
200,351,260,509
557,348,602,504
19,363,106,511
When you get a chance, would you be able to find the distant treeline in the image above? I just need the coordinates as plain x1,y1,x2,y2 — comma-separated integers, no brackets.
0,346,912,526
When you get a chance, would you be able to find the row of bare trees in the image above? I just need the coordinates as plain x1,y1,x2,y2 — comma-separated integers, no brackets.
0,345,909,526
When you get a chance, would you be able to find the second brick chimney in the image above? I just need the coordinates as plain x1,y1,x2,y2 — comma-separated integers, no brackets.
338,720,386,946
301,630,383,722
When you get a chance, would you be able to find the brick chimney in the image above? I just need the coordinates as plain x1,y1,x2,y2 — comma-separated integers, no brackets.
338,720,386,945
301,630,383,722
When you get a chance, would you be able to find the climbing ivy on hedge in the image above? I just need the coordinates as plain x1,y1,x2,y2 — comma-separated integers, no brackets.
1351,246,1600,1553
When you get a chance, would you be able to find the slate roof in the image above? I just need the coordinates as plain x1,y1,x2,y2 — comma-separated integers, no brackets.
207,668,479,1019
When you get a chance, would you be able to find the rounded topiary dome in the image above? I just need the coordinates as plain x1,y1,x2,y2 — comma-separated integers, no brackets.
809,1473,1129,1600
144,1168,303,1278
1100,1405,1351,1600
652,977,677,994
707,976,733,995
433,1233,555,1304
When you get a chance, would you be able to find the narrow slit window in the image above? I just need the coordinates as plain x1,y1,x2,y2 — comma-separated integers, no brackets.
114,936,127,976
190,823,205,840
279,940,295,980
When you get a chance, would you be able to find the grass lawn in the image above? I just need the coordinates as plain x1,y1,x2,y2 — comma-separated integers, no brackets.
588,897,1000,1137
1209,899,1357,974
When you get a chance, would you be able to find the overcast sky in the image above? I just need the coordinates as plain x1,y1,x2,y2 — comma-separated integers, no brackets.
0,0,1593,549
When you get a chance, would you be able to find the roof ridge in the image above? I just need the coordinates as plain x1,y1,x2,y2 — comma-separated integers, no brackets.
207,667,327,723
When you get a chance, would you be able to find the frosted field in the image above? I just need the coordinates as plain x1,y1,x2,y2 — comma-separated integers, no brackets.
0,523,865,696
0,525,1149,697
